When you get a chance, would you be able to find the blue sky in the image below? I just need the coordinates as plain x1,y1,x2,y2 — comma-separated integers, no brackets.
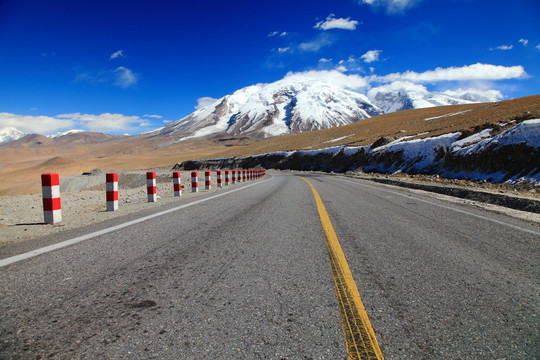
0,0,538,135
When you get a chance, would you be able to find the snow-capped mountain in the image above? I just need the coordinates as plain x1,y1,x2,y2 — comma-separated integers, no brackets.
369,90,474,113
47,129,86,138
151,78,383,140
0,127,25,144
368,88,499,113
449,90,501,103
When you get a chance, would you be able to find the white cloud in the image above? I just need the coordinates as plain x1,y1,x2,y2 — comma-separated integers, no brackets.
144,114,163,119
278,47,290,53
367,81,427,99
519,39,528,46
299,33,334,52
335,65,348,72
373,63,526,83
361,50,382,63
268,31,287,37
360,0,422,14
75,66,139,88
56,113,147,132
319,58,333,63
109,50,125,60
195,97,220,110
536,44,540,50
315,14,360,31
490,44,513,51
0,113,74,134
284,70,369,90
113,66,138,88
0,111,158,135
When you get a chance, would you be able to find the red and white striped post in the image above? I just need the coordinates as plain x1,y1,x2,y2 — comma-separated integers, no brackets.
41,173,61,224
217,170,223,188
243,170,247,182
147,171,157,202
225,170,230,186
205,171,211,190
106,172,118,211
173,171,182,196
232,170,236,184
191,171,198,192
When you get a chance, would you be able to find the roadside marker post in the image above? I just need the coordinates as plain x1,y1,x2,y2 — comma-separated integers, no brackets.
173,171,182,196
41,173,62,224
205,171,211,190
147,171,157,202
225,170,230,186
191,171,198,192
106,172,119,211
243,170,246,182
217,170,223,188
232,170,236,184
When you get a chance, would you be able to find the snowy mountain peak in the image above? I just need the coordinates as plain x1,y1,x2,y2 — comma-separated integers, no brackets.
369,89,474,113
153,77,383,140
47,129,86,138
368,85,499,113
0,127,25,144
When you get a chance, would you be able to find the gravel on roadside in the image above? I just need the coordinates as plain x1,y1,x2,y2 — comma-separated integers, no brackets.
0,170,255,246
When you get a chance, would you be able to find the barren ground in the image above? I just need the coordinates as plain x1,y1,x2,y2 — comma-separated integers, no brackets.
1,96,539,246
0,169,255,246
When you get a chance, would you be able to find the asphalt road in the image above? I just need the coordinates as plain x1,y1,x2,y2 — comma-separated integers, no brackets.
1,172,538,359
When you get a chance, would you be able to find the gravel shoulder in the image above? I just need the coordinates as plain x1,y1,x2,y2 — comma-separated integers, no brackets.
0,169,253,246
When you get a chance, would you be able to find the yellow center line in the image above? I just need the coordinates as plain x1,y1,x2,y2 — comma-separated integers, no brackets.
299,176,384,360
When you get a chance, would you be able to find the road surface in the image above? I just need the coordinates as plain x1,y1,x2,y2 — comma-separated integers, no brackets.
1,172,538,359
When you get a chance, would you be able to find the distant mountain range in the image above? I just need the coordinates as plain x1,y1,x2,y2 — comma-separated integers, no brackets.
1,78,500,144
369,88,497,113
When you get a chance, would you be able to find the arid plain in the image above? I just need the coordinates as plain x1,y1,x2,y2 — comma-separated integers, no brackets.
1,94,539,197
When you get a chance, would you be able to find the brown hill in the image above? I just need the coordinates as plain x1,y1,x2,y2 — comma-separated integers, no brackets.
0,94,538,195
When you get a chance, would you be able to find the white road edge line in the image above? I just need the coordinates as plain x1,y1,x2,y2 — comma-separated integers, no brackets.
340,178,540,237
0,177,273,268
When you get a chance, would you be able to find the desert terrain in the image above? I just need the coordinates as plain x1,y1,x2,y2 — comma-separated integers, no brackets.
1,95,539,246
1,94,539,197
